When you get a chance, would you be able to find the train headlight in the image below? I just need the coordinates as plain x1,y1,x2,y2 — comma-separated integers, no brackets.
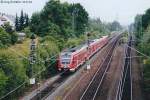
64,64,67,68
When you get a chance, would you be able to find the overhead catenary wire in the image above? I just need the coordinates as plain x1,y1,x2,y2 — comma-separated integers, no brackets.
126,44,150,59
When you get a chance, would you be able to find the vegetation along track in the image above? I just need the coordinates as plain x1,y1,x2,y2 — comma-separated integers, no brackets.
80,34,121,100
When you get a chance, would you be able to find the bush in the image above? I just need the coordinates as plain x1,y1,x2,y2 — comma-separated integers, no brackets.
0,69,8,97
35,36,60,77
143,59,150,92
0,28,11,48
0,49,27,98
11,32,18,44
23,27,32,38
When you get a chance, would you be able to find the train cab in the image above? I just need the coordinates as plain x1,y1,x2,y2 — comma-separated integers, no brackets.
58,52,72,71
57,45,87,72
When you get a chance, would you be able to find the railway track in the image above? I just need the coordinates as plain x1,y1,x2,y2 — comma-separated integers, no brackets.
30,71,70,100
79,35,121,100
115,35,132,100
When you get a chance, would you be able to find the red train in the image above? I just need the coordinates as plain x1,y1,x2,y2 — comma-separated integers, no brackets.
57,36,109,72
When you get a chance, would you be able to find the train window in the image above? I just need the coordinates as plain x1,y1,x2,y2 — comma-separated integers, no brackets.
61,59,70,64
61,53,71,64
61,54,71,58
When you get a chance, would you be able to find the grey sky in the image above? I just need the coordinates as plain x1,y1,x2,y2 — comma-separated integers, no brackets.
0,0,150,25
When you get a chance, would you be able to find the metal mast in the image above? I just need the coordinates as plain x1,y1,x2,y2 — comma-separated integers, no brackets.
86,32,91,70
29,33,36,85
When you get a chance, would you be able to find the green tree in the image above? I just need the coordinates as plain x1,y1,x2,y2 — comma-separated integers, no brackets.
15,14,19,31
30,0,88,38
134,15,143,39
10,32,18,44
19,10,25,31
142,8,150,30
2,22,14,34
2,23,18,45
40,0,69,37
24,14,29,28
0,28,11,48
88,18,110,35
0,69,8,97
109,21,122,31
68,3,88,36
30,12,41,34
23,27,31,38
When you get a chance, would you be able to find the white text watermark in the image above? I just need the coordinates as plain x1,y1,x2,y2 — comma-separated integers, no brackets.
0,0,32,4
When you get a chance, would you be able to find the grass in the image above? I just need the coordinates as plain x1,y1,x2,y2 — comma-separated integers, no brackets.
9,38,30,57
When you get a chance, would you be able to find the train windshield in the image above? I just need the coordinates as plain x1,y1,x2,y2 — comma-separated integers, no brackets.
61,53,71,64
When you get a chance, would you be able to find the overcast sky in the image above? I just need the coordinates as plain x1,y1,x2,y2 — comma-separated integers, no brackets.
0,0,150,25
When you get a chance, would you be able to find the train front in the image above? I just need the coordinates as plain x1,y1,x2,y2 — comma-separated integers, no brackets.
57,52,72,71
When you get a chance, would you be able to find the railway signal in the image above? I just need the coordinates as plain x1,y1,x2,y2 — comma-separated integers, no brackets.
86,32,91,70
29,33,36,85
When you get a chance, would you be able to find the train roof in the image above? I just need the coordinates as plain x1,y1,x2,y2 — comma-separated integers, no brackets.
62,35,108,54
62,40,97,54
63,44,87,53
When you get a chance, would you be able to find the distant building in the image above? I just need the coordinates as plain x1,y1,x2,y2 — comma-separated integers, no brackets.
17,32,26,42
0,13,15,29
